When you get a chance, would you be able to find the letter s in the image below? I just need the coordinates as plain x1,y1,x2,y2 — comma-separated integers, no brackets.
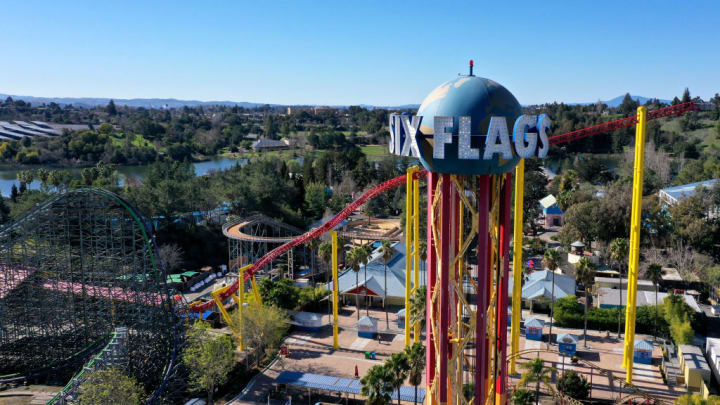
536,114,551,158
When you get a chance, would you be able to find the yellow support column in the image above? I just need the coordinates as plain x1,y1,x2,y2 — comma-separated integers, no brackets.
250,274,262,306
331,230,340,350
404,166,416,346
510,159,525,375
413,167,421,343
237,265,246,351
623,106,647,383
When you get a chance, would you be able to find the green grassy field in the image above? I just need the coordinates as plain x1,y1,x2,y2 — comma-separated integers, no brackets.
361,144,389,157
660,117,718,149
109,133,156,149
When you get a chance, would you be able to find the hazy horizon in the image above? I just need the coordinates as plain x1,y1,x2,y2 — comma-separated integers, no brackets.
1,1,718,106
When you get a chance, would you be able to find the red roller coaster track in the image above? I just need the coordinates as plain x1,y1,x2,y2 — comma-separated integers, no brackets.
188,101,706,313
189,170,428,312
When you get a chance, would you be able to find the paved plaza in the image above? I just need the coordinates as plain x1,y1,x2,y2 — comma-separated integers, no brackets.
227,303,685,404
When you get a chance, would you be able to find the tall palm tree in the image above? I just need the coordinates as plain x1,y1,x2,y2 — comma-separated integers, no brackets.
385,353,409,405
542,249,562,343
518,357,555,405
409,286,427,333
645,262,666,341
575,257,597,347
318,241,334,319
359,243,373,316
380,241,396,327
609,237,629,337
346,248,362,320
307,238,320,284
361,365,393,405
418,240,427,288
404,342,425,405
318,241,333,279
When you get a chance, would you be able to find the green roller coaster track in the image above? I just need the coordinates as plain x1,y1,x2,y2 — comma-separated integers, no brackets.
0,188,182,403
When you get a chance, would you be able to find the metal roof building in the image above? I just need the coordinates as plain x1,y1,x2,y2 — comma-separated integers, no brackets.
596,287,701,312
274,371,426,402
659,179,717,205
324,241,411,304
509,270,576,302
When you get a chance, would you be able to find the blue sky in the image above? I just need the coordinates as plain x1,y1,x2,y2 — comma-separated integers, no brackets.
1,1,718,106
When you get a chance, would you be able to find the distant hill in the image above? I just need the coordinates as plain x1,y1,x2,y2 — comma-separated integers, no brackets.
0,93,421,110
0,94,268,109
0,91,671,110
601,95,672,108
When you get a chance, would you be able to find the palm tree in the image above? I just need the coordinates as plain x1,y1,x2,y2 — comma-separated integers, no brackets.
609,237,629,337
358,244,373,316
361,365,393,405
318,241,333,319
645,262,666,341
346,248,362,320
409,286,427,333
418,240,427,287
542,249,562,343
380,241,396,327
511,389,535,405
518,357,555,405
385,353,409,405
575,257,597,347
307,238,320,284
404,342,425,405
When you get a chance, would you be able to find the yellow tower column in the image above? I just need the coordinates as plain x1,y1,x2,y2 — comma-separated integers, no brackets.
405,166,417,346
623,106,647,383
331,230,340,350
413,168,421,343
237,265,246,350
510,159,525,375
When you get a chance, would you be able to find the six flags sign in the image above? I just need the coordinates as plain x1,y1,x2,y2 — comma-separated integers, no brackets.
388,114,551,174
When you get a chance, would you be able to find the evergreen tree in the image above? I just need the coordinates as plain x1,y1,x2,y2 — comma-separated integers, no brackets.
0,196,9,224
10,184,18,202
682,88,691,103
106,99,117,115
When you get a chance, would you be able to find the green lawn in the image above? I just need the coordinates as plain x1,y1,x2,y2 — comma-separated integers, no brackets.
660,117,718,149
109,133,156,149
361,144,389,158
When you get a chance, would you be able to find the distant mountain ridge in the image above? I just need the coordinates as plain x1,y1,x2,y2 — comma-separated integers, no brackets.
0,92,668,110
567,95,673,108
0,93,421,110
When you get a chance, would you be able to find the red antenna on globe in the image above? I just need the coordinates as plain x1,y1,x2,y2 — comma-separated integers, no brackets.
469,59,474,76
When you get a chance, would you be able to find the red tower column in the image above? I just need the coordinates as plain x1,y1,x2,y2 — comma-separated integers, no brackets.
426,171,438,399
438,174,452,403
475,175,491,404
496,173,513,403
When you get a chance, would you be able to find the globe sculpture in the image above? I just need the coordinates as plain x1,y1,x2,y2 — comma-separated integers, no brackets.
415,75,523,175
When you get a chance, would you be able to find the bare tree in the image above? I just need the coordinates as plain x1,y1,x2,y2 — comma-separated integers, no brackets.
665,241,713,281
158,243,185,272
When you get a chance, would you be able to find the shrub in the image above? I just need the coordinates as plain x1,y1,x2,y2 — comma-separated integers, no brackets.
557,370,590,401
552,296,670,337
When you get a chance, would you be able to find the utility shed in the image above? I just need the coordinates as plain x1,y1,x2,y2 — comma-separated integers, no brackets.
678,344,711,392
633,340,653,365
524,318,545,341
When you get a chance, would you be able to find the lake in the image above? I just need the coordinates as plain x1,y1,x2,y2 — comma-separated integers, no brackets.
0,157,248,197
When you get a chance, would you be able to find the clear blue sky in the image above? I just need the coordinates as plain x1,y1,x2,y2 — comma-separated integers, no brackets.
1,1,718,106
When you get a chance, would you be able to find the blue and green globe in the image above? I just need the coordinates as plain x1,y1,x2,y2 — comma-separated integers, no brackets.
416,75,523,175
